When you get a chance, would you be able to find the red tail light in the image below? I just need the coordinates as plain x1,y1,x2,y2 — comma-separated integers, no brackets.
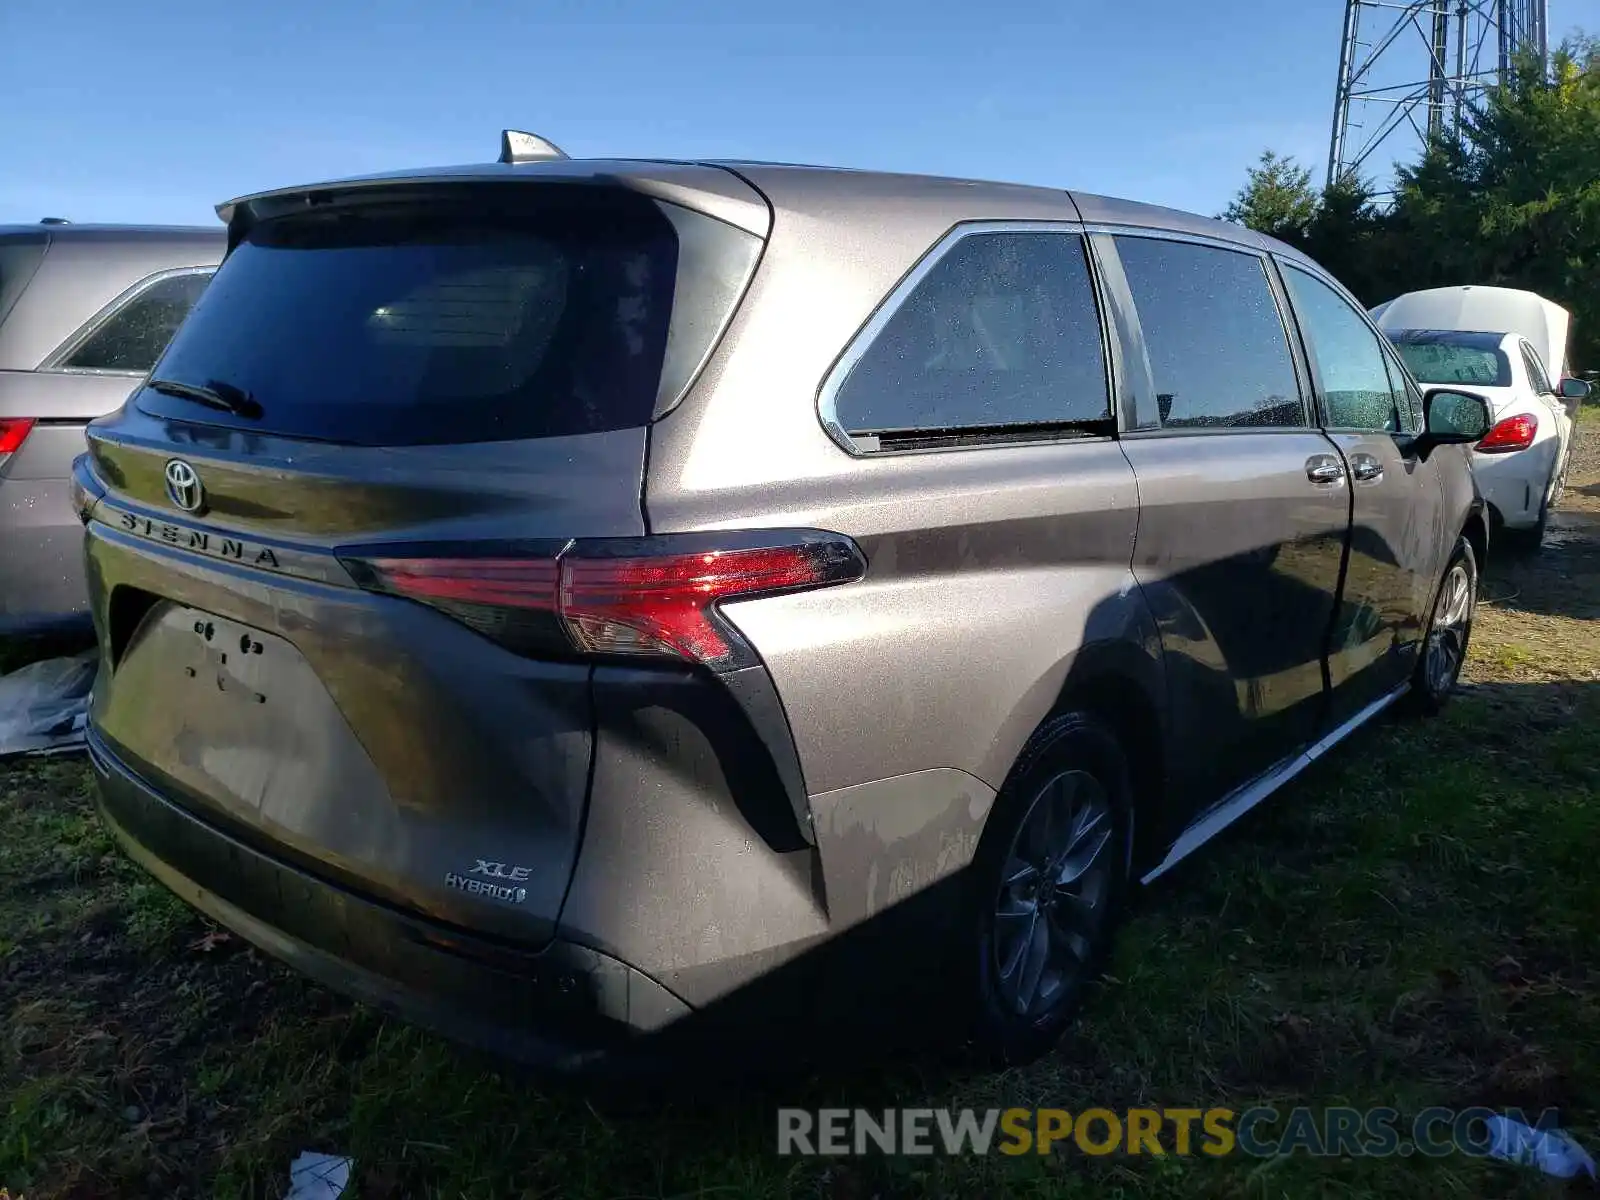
0,417,35,459
356,558,560,608
344,534,865,670
1476,413,1537,454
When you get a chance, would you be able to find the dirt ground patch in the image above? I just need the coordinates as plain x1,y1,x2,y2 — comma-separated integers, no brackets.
4,410,1600,1198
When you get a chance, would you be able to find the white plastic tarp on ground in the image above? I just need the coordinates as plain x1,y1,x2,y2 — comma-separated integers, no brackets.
0,650,96,758
1485,1115,1596,1179
285,1151,353,1199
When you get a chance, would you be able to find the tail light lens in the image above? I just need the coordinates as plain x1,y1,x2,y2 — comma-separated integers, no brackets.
0,417,35,464
343,533,865,670
1476,413,1537,453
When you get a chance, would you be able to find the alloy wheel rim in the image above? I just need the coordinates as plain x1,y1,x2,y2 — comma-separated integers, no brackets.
1426,562,1472,694
992,769,1114,1020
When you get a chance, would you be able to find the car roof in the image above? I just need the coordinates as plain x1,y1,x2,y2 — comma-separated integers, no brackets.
0,223,222,245
215,157,1302,262
721,160,1303,254
0,224,225,370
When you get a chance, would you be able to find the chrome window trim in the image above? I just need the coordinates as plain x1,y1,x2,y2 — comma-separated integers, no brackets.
41,265,215,376
1118,425,1328,440
816,220,1113,457
1079,221,1271,256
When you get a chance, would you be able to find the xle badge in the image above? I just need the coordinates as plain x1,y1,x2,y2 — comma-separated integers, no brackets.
444,860,532,904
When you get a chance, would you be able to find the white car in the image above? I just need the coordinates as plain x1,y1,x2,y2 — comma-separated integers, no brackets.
1372,286,1591,550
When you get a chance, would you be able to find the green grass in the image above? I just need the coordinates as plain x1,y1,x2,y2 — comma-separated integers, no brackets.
5,494,1600,1198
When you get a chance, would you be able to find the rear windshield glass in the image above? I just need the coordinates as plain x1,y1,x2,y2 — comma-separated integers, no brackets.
1390,332,1511,387
138,190,699,446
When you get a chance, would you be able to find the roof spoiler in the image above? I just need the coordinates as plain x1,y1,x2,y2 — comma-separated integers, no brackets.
499,129,568,164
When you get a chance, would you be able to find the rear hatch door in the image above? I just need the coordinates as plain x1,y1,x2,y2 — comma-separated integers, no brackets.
84,174,767,940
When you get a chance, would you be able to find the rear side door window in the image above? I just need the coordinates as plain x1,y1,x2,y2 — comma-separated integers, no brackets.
1281,265,1400,432
1109,235,1304,430
53,270,213,374
827,229,1110,451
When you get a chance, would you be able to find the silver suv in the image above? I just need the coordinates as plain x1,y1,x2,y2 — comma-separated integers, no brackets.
0,222,222,636
77,134,1493,1068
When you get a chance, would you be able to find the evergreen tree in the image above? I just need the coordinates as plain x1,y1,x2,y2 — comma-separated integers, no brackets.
1223,33,1597,372
1220,151,1318,244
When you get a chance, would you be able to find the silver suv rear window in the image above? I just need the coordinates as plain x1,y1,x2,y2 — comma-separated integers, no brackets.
137,188,759,446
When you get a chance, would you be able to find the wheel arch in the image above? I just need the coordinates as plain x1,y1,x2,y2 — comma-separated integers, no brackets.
978,640,1171,870
1463,499,1490,572
1051,646,1171,871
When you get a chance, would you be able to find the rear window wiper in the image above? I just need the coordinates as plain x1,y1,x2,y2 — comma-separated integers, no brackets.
145,378,263,419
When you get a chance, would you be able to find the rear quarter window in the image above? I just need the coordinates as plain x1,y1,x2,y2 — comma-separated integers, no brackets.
829,230,1110,447
55,270,212,373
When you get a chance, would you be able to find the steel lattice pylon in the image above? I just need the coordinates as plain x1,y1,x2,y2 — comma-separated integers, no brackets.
1327,0,1550,190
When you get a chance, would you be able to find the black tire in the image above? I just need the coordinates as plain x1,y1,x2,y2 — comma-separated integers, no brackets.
1408,536,1478,714
967,712,1133,1065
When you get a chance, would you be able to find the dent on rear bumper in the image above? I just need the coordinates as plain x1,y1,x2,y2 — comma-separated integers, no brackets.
82,519,596,943
89,729,690,1068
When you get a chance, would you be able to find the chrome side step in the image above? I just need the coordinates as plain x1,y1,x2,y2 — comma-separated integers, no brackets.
1140,684,1408,885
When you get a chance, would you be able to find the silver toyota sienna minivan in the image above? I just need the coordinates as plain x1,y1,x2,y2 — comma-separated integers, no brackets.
75,132,1494,1070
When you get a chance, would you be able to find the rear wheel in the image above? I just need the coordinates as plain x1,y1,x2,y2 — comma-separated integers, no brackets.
968,712,1132,1064
1409,537,1477,713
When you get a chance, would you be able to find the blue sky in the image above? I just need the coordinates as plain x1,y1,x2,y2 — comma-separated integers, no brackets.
0,0,1588,227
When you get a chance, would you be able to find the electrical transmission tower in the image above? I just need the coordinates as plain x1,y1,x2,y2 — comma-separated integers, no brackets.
1327,0,1550,190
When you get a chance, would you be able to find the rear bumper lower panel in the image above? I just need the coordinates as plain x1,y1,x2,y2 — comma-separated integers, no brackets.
89,728,691,1071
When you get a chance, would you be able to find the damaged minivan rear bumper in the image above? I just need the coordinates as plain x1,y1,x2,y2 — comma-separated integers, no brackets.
89,728,690,1070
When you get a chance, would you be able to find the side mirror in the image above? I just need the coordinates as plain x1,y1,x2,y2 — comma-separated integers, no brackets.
1412,387,1491,460
1559,376,1592,402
